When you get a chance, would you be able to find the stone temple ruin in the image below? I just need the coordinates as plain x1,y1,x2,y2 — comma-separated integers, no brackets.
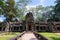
0,12,60,32
25,12,35,31
9,12,48,40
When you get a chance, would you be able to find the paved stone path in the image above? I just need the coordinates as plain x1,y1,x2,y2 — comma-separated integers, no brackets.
18,32,38,40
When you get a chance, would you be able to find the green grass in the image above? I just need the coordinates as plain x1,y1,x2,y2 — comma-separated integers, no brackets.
0,32,20,40
39,32,60,40
0,32,60,40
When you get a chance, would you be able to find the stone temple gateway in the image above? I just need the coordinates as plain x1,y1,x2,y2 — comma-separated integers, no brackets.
9,12,48,40
25,12,35,31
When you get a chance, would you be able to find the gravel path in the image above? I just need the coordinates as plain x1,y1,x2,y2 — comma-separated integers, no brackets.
18,32,38,40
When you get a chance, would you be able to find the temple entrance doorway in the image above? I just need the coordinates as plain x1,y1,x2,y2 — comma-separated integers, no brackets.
28,25,31,31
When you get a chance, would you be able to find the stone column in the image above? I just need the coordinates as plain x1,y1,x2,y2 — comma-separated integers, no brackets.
39,26,40,31
12,27,14,31
26,24,28,31
35,26,36,31
19,27,20,31
32,24,34,31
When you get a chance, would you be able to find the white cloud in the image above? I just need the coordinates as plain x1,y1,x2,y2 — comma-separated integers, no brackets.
40,0,45,3
26,5,37,10
26,0,46,9
26,0,55,10
38,0,46,6
0,15,6,22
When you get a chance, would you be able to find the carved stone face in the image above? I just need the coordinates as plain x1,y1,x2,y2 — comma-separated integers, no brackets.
26,12,34,23
25,12,34,31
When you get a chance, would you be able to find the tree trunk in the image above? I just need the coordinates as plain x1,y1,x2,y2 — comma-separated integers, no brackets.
5,22,10,34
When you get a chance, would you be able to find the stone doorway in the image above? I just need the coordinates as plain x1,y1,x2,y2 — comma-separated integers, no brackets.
28,25,31,31
26,23,34,31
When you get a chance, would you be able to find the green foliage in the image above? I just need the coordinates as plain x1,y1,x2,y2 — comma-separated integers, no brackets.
16,0,31,21
0,32,20,40
0,0,5,14
35,6,54,21
0,0,17,22
5,0,16,22
40,32,60,40
0,0,31,21
53,0,60,21
54,0,60,13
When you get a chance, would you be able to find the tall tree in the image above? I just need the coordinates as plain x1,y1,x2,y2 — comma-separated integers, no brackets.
54,0,60,21
0,0,5,14
4,0,16,22
2,0,16,32
0,0,16,22
54,0,60,13
16,0,31,21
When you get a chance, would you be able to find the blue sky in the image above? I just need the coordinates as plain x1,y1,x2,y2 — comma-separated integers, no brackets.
15,0,56,6
0,15,6,22
0,0,56,22
29,0,56,6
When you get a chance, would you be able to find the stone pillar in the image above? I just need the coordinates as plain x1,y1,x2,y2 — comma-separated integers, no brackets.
19,27,20,31
31,23,34,31
26,24,28,31
39,26,40,31
31,25,32,31
12,27,14,31
35,26,37,31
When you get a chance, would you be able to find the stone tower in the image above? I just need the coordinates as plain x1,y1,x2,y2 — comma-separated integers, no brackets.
25,12,34,31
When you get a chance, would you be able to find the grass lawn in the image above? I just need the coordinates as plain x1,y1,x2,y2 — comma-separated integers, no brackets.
0,32,60,40
39,32,60,40
0,32,20,40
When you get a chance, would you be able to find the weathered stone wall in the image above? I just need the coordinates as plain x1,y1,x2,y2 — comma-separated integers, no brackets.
0,21,60,32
